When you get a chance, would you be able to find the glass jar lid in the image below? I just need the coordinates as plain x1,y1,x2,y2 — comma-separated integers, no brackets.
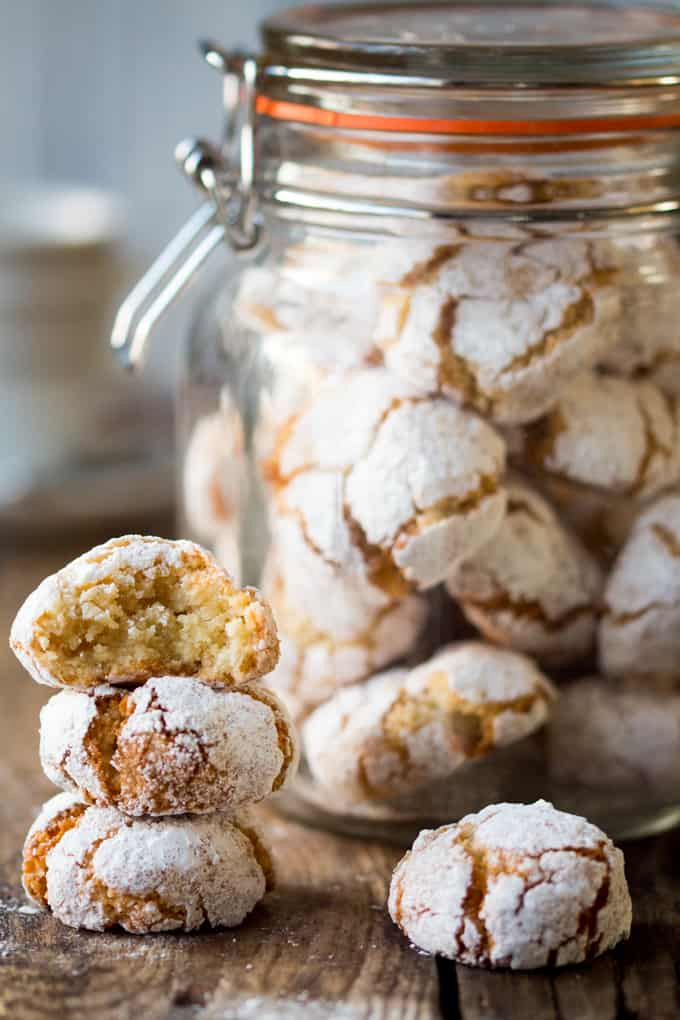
257,2,680,138
262,1,680,86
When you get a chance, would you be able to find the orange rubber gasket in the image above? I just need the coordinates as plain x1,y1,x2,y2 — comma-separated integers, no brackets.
256,95,680,135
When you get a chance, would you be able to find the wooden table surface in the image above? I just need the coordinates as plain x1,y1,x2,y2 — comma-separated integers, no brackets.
1,539,679,1020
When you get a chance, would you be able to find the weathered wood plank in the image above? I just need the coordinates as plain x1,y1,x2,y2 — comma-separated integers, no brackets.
452,966,557,1020
615,836,680,1020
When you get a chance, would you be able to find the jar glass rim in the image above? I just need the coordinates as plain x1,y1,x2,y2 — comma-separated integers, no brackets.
262,0,680,86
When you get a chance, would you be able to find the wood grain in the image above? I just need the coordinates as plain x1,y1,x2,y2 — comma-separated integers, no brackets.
0,539,679,1019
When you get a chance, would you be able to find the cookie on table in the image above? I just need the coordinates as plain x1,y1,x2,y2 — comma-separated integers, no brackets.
548,676,680,795
599,235,680,397
267,366,507,592
599,494,680,677
388,800,631,969
519,370,680,503
303,643,555,802
373,237,620,425
262,520,428,719
446,479,603,666
22,792,273,933
39,675,298,816
10,535,278,689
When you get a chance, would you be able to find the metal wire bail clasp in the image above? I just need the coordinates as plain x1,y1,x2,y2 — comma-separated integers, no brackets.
111,47,261,370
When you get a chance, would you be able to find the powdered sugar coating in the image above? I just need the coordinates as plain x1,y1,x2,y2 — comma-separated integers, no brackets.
213,525,242,586
388,800,631,969
599,236,680,396
270,366,507,591
10,534,278,689
515,471,640,565
548,677,680,794
40,691,105,801
182,402,245,545
303,643,555,801
373,238,620,426
23,793,270,933
234,235,382,344
446,479,603,665
520,371,680,500
263,522,427,719
39,675,298,816
599,494,680,676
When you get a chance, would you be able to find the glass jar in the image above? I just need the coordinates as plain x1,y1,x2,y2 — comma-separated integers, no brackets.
115,1,680,843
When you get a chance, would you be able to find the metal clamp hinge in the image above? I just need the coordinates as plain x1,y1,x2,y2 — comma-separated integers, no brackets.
112,46,260,370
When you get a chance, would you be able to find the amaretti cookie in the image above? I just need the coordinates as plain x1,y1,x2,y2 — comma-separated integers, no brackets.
255,328,378,488
548,677,680,795
446,480,603,665
520,371,680,502
182,399,245,574
599,494,680,676
39,676,298,816
234,235,381,342
267,366,507,591
303,643,555,802
263,519,428,719
296,733,547,824
388,800,631,969
10,535,278,689
22,792,273,933
183,401,244,543
599,235,680,397
515,473,638,564
373,237,620,425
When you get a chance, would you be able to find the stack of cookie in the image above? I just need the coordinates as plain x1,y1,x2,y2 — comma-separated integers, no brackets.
11,535,298,933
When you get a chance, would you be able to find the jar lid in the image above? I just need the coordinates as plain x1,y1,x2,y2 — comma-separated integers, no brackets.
262,1,680,86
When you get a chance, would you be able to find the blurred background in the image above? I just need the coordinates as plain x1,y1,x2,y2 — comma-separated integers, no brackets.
0,0,313,538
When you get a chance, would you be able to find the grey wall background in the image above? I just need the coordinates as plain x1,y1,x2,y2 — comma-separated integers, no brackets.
1,0,324,384
2,0,294,257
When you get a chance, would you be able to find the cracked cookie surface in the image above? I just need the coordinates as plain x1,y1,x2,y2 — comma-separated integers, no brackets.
388,800,631,969
303,642,555,802
446,479,603,665
599,494,680,676
39,675,298,816
373,238,620,426
10,535,278,689
262,523,428,720
22,792,273,933
520,370,680,501
267,366,507,592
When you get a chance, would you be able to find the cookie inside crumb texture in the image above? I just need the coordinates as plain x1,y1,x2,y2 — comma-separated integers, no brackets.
15,537,278,687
